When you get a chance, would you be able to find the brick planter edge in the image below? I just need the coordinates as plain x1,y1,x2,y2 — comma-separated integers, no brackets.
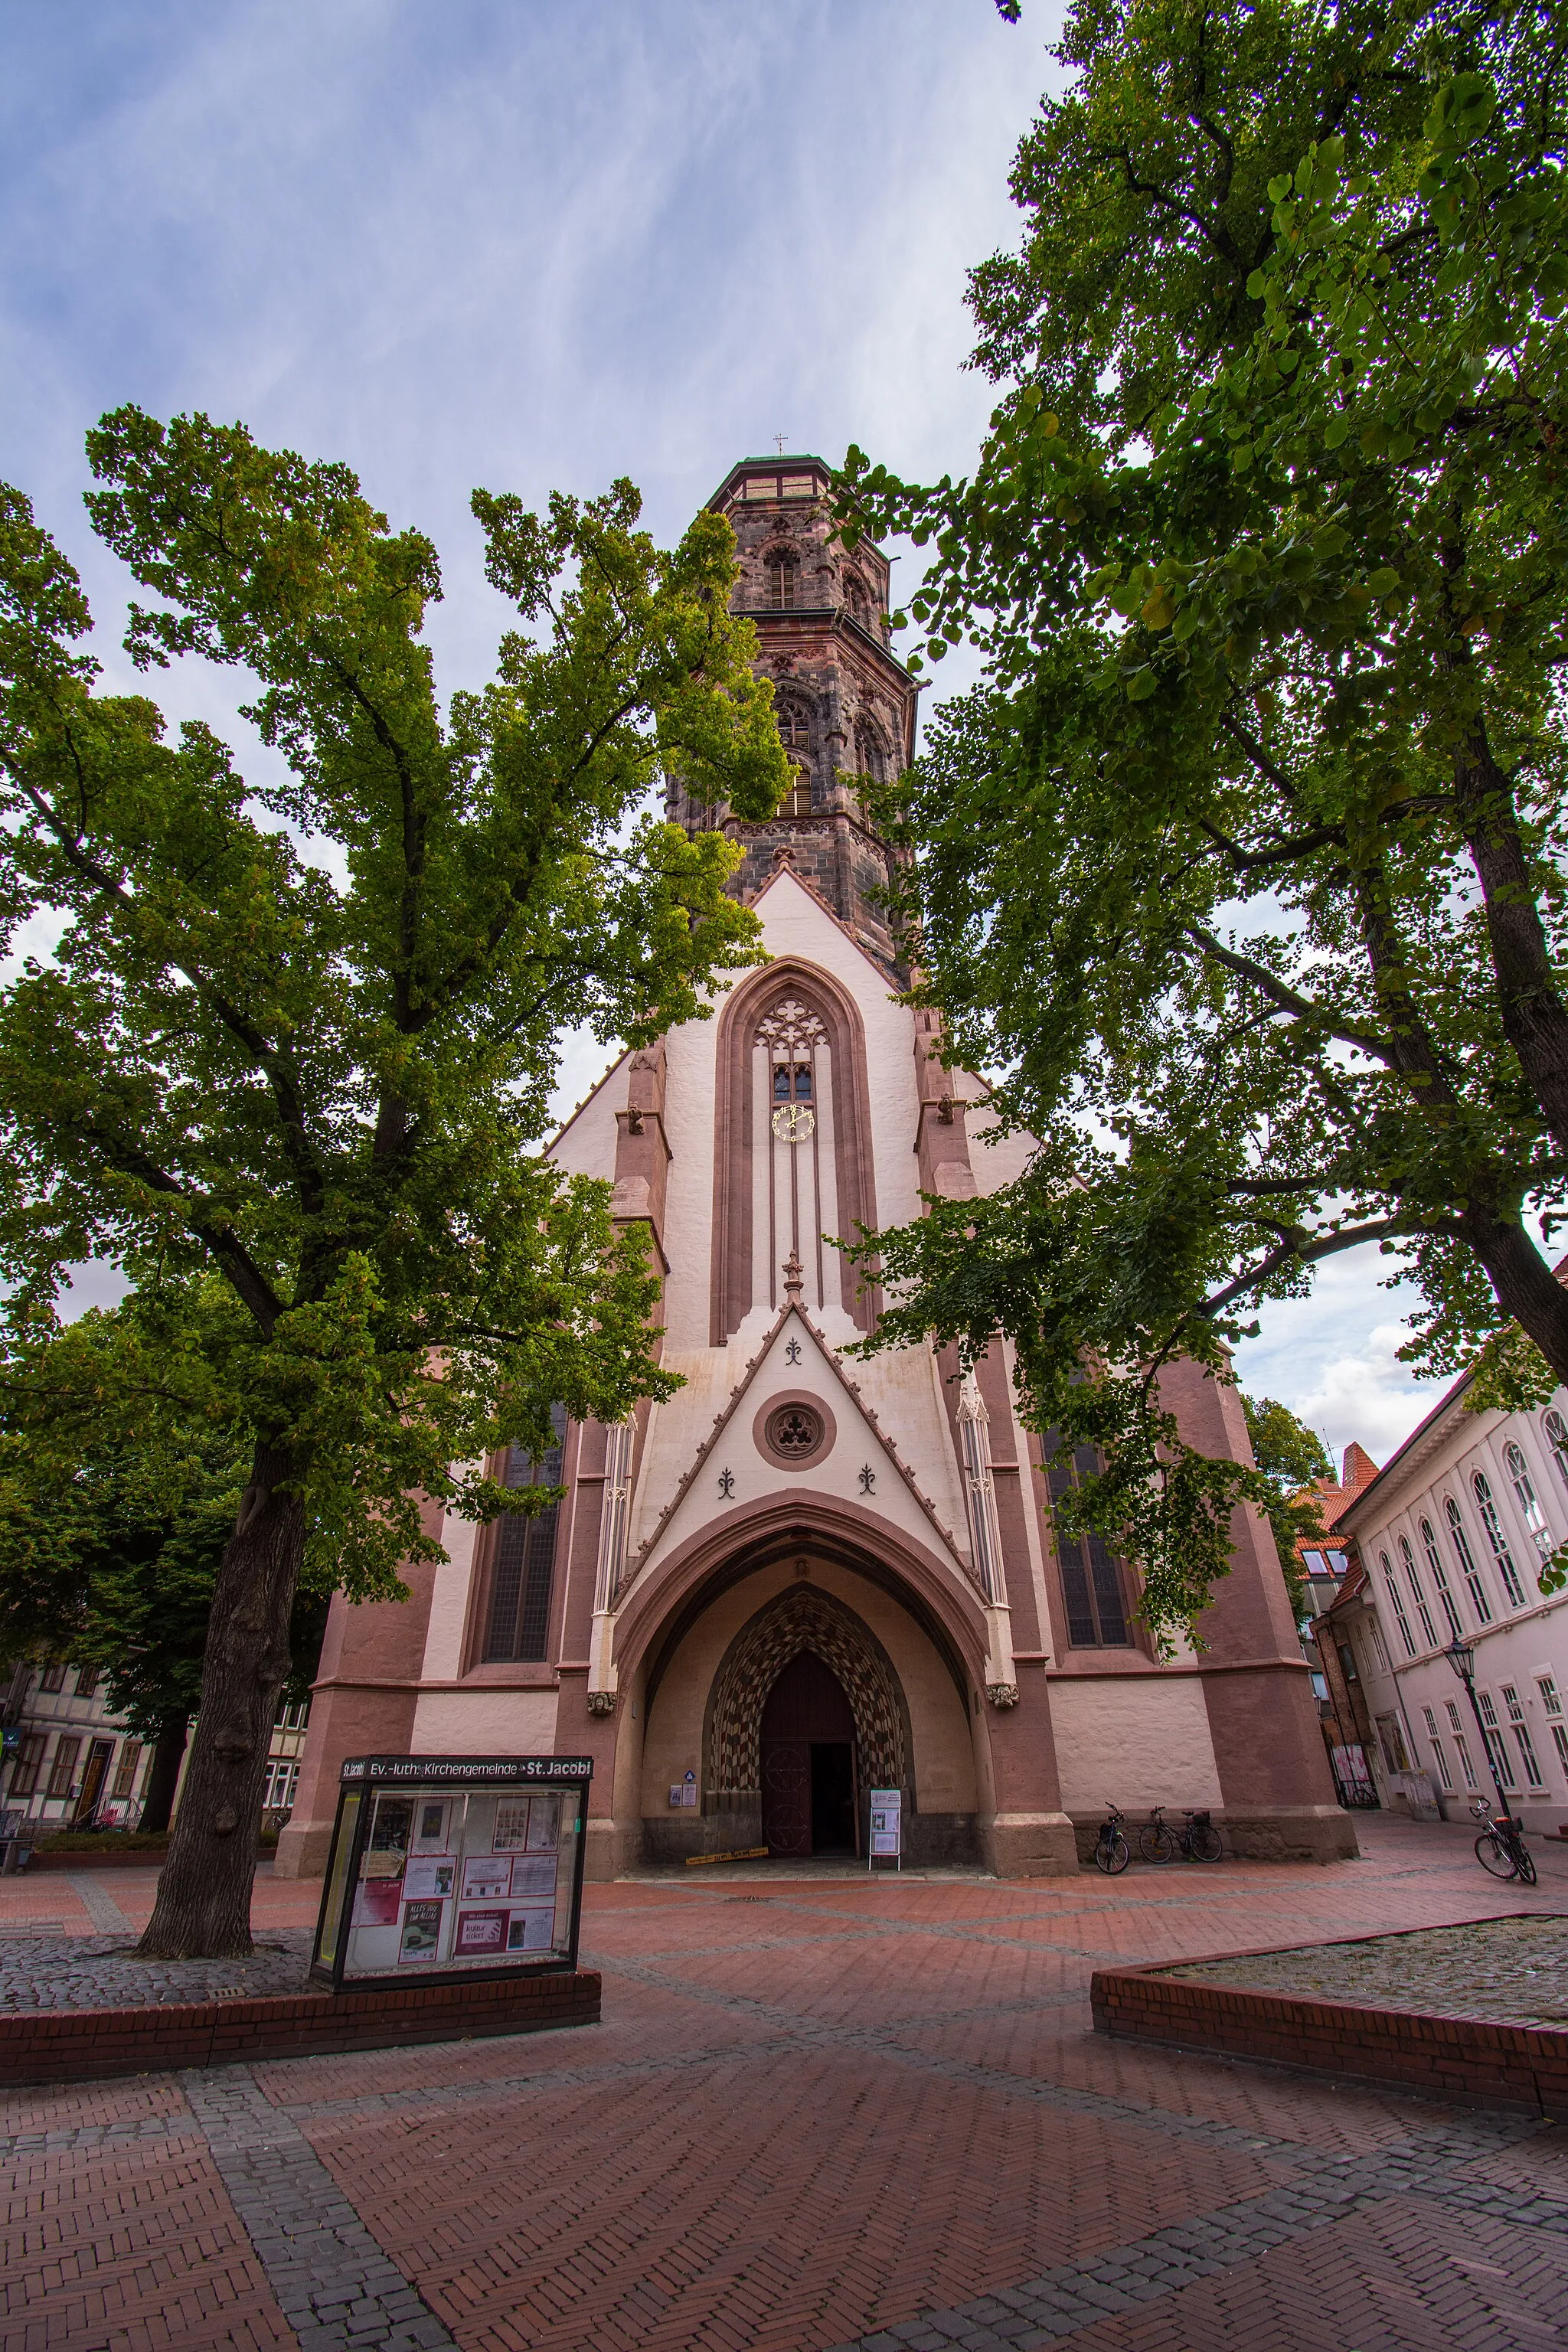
0,1966,600,2086
1091,1914,1568,2118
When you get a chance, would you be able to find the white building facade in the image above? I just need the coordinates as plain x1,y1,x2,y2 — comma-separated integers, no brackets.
1334,1369,1568,1834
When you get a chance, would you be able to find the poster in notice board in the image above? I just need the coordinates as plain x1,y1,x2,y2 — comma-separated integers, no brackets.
868,1788,902,1865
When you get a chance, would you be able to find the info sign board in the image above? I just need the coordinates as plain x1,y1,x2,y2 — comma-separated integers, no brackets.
311,1755,591,1991
868,1787,902,1870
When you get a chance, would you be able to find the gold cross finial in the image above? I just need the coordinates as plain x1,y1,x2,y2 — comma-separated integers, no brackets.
773,433,789,455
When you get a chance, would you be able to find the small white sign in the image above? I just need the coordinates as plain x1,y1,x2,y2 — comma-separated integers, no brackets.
868,1787,902,1865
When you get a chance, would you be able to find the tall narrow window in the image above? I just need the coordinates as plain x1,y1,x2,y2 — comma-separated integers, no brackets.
1504,1442,1553,1557
1446,1496,1492,1622
766,560,796,609
1472,1470,1527,1607
1396,1536,1437,1649
1380,1554,1416,1656
1501,1684,1544,1787
110,1742,142,1801
1446,1700,1479,1789
1419,1515,1464,1640
8,1732,44,1798
1422,1704,1452,1790
1477,1689,1514,1787
1044,1435,1130,1646
778,769,813,818
1544,1407,1568,1492
1540,1676,1568,1783
46,1736,80,1799
38,1661,65,1694
74,1664,100,1700
483,1407,567,1662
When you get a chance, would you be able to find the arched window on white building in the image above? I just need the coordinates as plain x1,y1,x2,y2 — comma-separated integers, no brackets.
1472,1469,1528,1609
1445,1495,1493,1623
1504,1440,1553,1558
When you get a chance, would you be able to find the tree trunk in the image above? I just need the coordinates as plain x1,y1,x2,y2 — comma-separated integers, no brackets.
138,1712,190,1835
136,1439,305,1958
1462,1205,1568,1387
1455,730,1568,1167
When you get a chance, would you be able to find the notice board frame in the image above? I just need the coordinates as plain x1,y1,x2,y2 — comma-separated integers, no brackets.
310,1754,593,1994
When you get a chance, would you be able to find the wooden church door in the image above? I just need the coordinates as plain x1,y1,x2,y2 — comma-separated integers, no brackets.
760,1650,857,1857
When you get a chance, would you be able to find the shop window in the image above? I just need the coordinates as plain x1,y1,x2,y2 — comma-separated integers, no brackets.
482,1408,567,1662
9,1732,44,1798
1472,1471,1527,1608
46,1735,81,1800
110,1742,142,1801
1419,1516,1464,1639
1044,1436,1129,1646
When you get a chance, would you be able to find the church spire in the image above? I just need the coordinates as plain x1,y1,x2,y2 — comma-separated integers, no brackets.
667,455,919,973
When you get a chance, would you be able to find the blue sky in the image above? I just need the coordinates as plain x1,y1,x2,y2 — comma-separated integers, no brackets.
0,0,1446,1465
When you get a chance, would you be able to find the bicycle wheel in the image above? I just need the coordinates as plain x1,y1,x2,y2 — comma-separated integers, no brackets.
1188,1823,1223,1864
1514,1843,1537,1886
1138,1825,1175,1864
1096,1831,1130,1875
1475,1831,1517,1880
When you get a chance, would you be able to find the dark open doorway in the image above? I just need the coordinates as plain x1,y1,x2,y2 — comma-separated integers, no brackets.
760,1649,858,1857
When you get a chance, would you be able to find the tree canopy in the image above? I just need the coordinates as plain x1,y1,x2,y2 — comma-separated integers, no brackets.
838,0,1568,1638
0,412,789,1949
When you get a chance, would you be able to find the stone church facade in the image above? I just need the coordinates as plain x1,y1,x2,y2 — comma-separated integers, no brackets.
276,456,1351,1882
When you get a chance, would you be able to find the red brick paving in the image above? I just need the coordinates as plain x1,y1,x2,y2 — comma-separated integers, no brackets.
2,1815,1565,2348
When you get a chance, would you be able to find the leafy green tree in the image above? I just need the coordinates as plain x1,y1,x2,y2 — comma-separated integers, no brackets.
0,413,788,1953
0,1328,328,1832
838,0,1568,1638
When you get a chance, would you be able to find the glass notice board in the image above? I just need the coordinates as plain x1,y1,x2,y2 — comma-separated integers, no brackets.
311,1755,592,1990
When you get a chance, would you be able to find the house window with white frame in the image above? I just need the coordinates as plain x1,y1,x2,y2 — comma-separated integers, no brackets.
1501,1684,1546,1788
1445,1699,1480,1788
1543,1407,1568,1494
1396,1534,1438,1648
1421,1704,1452,1789
1504,1442,1553,1557
1540,1675,1568,1782
1472,1471,1529,1608
1476,1689,1515,1787
1419,1516,1465,1640
1380,1553,1416,1656
1445,1495,1493,1622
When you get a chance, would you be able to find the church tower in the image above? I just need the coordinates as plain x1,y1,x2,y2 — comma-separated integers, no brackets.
276,456,1354,1890
666,456,916,972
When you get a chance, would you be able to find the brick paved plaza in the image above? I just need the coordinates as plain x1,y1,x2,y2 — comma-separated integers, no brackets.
3,1815,1566,2352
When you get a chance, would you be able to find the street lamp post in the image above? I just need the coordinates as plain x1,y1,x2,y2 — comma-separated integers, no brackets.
1444,1637,1510,1818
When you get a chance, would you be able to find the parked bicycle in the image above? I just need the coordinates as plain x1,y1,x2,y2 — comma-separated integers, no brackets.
1138,1806,1224,1864
1093,1801,1130,1874
1472,1795,1537,1885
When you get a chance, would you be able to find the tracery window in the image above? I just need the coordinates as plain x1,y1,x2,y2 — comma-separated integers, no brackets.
776,704,811,755
483,1406,567,1662
1043,1432,1130,1646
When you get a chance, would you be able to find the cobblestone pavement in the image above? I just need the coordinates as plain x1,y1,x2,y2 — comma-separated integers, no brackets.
0,1929,317,2011
1168,1912,1568,2028
2,1815,1566,2350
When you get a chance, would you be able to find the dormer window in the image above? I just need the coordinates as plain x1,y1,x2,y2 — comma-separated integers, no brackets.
766,560,797,609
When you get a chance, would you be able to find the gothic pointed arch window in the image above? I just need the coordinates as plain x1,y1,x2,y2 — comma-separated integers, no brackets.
710,962,877,1339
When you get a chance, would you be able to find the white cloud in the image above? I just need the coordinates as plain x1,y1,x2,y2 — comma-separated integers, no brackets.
1232,1245,1449,1472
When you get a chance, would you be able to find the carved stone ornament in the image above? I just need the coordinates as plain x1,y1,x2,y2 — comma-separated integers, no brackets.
985,1682,1021,1710
586,1689,617,1717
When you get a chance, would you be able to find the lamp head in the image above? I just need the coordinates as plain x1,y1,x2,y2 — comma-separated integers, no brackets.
1444,1636,1475,1686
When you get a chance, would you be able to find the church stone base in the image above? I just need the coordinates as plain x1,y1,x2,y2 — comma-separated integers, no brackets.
273,1823,334,1879
984,1811,1081,1878
1067,1806,1359,1866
